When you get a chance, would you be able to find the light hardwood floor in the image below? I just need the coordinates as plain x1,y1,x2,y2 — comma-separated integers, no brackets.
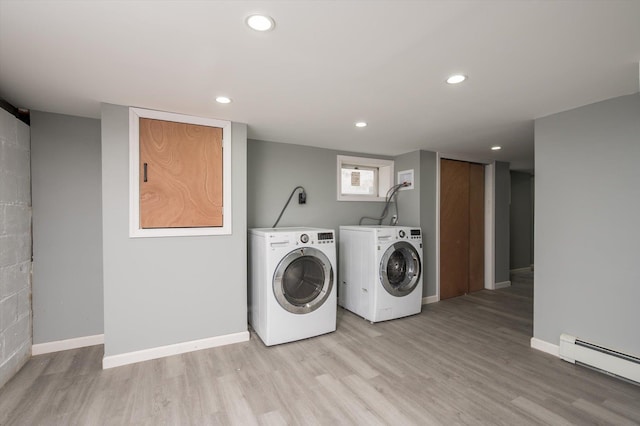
1,272,639,425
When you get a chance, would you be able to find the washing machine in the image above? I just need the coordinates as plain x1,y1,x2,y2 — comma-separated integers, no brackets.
339,225,423,322
248,227,337,346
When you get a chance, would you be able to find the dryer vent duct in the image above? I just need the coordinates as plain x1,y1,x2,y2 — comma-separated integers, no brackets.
559,334,640,384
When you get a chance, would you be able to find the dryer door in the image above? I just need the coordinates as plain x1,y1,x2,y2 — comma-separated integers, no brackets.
273,247,334,314
379,241,421,297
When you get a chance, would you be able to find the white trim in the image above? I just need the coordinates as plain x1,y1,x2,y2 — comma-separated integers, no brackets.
129,107,232,238
336,155,394,202
530,337,560,357
484,163,496,290
422,295,439,305
494,280,511,289
510,266,532,273
102,331,249,369
435,154,441,301
32,334,104,355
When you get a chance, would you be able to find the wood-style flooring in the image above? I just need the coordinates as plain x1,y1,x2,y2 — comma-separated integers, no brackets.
1,272,639,425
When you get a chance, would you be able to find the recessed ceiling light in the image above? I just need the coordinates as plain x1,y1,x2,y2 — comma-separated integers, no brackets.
355,121,367,128
215,96,232,104
446,74,467,84
246,14,275,31
491,146,502,151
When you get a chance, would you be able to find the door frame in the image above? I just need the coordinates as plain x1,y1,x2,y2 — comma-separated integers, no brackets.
435,153,497,302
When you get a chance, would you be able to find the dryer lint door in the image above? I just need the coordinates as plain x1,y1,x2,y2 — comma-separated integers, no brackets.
273,247,334,314
379,242,421,297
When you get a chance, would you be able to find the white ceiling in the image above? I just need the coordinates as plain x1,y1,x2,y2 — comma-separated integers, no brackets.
1,1,639,171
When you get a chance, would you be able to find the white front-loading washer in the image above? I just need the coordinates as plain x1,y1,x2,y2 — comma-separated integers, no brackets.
248,227,337,346
339,225,423,322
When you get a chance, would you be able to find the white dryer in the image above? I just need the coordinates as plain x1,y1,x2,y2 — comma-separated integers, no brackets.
248,227,337,346
339,225,423,322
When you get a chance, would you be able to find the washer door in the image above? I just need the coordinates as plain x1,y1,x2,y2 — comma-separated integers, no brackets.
273,247,334,314
379,241,421,297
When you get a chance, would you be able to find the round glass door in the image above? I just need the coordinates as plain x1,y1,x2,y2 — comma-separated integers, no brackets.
273,247,334,314
379,241,421,297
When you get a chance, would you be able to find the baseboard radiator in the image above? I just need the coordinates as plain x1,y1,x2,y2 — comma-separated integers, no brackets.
559,334,640,384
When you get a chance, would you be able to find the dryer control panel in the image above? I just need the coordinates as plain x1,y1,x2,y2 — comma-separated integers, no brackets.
315,231,335,245
296,231,335,245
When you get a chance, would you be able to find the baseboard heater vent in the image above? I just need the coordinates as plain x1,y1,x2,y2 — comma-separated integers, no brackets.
559,334,640,384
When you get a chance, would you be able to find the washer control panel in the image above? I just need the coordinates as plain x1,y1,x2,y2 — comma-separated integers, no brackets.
396,228,422,241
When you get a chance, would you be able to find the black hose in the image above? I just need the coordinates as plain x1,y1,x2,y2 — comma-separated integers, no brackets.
272,186,306,228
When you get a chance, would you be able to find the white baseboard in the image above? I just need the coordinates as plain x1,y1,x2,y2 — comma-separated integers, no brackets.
530,337,560,357
494,280,511,289
422,295,439,305
510,267,532,273
102,330,250,369
32,334,104,356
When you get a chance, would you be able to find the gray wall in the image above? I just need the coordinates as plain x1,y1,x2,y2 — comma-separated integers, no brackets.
394,151,420,227
30,111,103,344
394,150,439,298
247,139,393,229
247,140,439,299
101,104,248,356
534,93,640,356
494,161,511,283
510,171,533,270
419,151,437,298
0,108,31,388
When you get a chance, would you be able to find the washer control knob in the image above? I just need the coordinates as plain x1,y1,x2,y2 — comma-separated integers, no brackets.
399,230,406,238
300,234,309,243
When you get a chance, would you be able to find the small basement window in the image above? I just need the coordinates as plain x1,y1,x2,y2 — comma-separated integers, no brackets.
337,155,394,202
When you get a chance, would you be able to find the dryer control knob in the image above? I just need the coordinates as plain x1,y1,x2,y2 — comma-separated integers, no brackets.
399,230,406,238
300,234,309,243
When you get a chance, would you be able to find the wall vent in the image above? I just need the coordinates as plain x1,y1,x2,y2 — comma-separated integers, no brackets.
559,334,640,384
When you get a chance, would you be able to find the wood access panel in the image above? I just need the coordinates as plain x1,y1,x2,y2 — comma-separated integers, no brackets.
139,118,223,228
468,163,485,292
440,159,470,299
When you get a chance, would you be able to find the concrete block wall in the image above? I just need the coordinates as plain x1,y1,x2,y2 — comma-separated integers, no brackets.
0,108,31,389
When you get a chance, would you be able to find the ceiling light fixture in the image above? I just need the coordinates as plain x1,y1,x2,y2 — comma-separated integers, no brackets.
491,146,502,151
246,14,275,31
446,74,467,84
355,121,367,128
215,96,232,104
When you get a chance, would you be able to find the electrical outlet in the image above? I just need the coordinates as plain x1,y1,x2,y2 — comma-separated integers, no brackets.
298,192,307,204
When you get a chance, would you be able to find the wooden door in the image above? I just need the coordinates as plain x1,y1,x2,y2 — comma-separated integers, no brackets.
440,159,484,299
440,159,470,299
139,118,223,228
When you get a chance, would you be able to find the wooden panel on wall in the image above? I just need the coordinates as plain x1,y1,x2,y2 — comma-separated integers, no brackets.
440,159,470,300
468,163,485,292
140,118,223,228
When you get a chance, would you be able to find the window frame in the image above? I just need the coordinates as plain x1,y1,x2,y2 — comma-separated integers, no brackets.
129,107,232,238
336,155,394,202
